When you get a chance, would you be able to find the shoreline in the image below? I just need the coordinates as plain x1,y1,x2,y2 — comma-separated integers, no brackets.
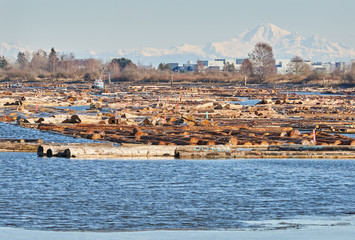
1,224,355,240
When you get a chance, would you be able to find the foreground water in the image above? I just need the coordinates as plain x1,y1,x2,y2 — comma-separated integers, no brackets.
0,152,354,232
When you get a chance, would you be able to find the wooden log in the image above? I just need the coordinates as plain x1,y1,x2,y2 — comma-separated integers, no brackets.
176,145,355,159
0,138,43,143
37,143,175,158
0,142,39,152
268,144,355,151
175,145,268,159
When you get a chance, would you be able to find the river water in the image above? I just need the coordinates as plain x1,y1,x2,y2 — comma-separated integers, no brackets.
0,122,99,143
0,153,354,232
0,123,354,232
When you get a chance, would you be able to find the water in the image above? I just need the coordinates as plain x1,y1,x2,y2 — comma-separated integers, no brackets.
0,122,100,143
228,97,261,106
55,106,117,114
333,133,355,138
0,153,354,232
55,106,90,111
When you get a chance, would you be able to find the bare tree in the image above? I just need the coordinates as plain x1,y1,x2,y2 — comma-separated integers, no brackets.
86,58,103,73
288,56,311,75
108,61,121,78
30,49,48,72
58,52,77,73
249,42,276,81
241,59,253,77
195,61,205,73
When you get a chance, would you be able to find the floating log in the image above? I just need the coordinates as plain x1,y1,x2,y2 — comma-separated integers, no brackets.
174,145,268,159
37,143,176,158
0,140,40,152
175,145,355,159
0,138,43,143
268,144,355,151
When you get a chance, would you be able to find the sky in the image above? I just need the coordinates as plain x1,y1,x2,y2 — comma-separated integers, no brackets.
2,0,355,52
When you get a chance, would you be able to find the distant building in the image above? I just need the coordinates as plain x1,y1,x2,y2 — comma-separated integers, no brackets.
165,59,353,75
235,58,247,71
310,62,350,73
335,62,352,72
198,60,225,71
275,59,291,74
215,59,235,65
183,61,197,72
311,62,327,73
167,63,179,70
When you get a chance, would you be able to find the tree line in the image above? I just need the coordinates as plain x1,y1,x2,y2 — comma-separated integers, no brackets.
0,44,354,85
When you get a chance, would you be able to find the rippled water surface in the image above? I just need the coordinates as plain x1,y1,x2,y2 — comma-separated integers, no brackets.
0,122,98,143
0,153,354,231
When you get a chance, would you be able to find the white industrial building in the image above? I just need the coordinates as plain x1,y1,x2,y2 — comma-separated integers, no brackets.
198,60,225,71
275,59,291,74
168,58,354,74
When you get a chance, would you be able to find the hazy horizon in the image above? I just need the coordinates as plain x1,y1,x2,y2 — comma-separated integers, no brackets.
2,0,355,52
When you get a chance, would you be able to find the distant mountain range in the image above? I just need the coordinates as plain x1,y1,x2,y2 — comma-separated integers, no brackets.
1,23,355,65
0,41,32,59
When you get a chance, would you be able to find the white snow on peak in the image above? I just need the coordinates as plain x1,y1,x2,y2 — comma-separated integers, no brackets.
239,23,291,43
1,24,355,64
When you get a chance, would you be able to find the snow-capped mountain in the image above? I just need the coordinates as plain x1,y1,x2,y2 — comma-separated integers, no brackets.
202,23,355,63
1,23,354,65
0,42,33,60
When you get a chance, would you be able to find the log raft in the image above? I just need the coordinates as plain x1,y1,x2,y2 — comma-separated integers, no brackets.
37,143,176,159
0,138,42,152
34,144,355,159
175,145,355,159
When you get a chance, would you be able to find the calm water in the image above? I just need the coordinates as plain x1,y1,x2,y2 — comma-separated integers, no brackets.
0,153,354,232
1,122,355,232
228,97,261,106
0,122,99,143
54,105,90,111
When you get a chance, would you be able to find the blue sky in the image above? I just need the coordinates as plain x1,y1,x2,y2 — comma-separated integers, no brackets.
2,0,355,51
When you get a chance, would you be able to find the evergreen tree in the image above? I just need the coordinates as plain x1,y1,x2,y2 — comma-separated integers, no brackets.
48,47,58,72
17,52,28,69
158,63,171,71
111,58,135,69
223,62,235,72
0,56,8,69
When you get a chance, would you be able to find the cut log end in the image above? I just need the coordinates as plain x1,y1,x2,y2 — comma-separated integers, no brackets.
46,149,53,158
37,145,44,157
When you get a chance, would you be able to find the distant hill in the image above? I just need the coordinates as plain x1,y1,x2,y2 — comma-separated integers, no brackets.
1,23,354,65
